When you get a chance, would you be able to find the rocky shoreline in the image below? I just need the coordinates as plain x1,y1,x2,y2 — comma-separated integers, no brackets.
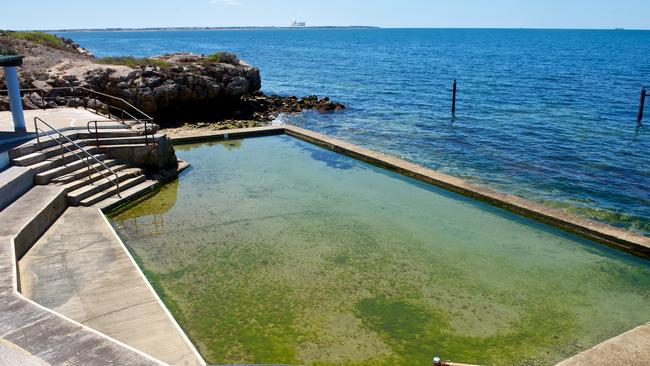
0,33,345,128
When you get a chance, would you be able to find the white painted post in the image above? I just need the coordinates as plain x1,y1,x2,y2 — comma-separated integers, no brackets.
4,66,26,133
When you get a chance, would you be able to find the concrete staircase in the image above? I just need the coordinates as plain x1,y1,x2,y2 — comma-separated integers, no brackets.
0,123,177,365
7,126,160,211
0,185,67,260
0,174,165,366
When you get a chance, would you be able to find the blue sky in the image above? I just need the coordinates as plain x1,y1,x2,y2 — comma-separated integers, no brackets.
3,0,650,30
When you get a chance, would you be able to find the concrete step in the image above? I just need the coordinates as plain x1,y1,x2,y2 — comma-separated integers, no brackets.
48,157,117,185
67,168,143,206
37,140,89,159
97,179,159,212
80,175,148,207
12,151,46,167
26,147,101,174
8,128,134,159
9,134,71,159
81,119,131,130
98,143,152,150
11,132,90,166
0,166,34,212
34,154,109,185
75,129,142,139
81,134,164,146
62,164,130,192
0,185,66,259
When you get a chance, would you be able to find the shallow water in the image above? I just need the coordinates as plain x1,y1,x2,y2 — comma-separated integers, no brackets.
62,28,650,235
110,136,650,366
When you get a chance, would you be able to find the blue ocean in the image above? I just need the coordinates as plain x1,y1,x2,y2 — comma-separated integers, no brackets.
57,29,650,235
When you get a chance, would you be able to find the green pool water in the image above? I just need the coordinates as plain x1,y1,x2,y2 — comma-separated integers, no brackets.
109,135,650,366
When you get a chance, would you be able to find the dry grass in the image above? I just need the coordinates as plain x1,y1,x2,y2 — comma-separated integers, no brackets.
97,56,172,68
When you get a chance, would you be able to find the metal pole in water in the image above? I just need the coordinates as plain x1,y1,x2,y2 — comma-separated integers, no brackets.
638,86,646,125
452,80,457,115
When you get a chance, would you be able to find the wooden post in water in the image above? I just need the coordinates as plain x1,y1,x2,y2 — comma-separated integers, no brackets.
452,80,457,115
638,86,646,124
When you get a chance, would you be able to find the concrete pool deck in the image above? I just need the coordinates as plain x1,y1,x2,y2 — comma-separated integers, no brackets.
0,227,164,365
0,108,113,134
558,322,650,366
18,207,204,366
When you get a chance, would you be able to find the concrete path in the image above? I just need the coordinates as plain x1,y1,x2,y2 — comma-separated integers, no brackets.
0,338,51,366
0,235,162,365
0,108,113,133
557,323,650,366
18,207,204,366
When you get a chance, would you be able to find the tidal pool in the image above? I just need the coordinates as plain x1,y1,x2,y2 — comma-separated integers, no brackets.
110,135,650,366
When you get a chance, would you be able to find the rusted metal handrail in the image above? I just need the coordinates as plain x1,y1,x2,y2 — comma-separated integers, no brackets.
34,116,121,198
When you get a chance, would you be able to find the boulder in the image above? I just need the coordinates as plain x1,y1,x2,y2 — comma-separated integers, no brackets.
29,92,45,108
85,98,108,113
66,98,83,107
32,80,53,92
22,95,41,110
0,96,9,111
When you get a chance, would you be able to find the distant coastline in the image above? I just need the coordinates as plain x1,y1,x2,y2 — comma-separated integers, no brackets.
46,26,380,33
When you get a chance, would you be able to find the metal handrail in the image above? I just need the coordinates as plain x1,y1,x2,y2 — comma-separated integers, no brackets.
86,119,153,147
86,105,153,146
0,86,153,119
1,86,156,146
34,116,121,198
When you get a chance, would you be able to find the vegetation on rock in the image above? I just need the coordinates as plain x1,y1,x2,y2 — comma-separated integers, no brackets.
205,52,239,65
97,56,172,68
1,30,73,51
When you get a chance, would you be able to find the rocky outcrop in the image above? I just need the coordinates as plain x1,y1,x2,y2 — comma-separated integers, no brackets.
1,34,346,127
241,93,346,122
82,53,262,122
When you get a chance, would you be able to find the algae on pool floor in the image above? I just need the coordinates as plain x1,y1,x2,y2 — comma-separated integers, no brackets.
110,135,650,366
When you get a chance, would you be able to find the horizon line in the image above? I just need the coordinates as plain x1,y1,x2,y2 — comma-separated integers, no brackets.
17,26,650,32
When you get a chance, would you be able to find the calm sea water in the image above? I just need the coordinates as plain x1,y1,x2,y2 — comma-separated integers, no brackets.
59,29,650,235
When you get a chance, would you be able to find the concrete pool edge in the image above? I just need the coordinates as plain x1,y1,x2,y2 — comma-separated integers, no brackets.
100,211,208,365
169,125,650,260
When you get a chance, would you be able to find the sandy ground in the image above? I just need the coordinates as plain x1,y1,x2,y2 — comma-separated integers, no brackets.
0,34,132,85
47,59,133,81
